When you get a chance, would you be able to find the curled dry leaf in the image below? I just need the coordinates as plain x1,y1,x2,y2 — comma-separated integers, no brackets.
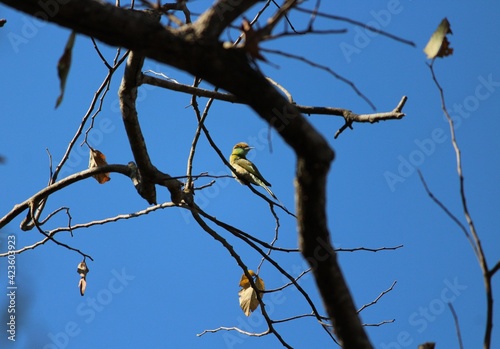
239,269,256,288
424,18,453,59
55,31,76,108
88,149,110,184
76,261,89,296
241,19,266,62
78,278,87,297
238,270,265,316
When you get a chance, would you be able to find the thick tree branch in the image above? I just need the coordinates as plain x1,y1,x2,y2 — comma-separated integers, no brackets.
0,164,132,230
141,73,407,131
185,0,258,40
119,49,159,204
333,95,407,138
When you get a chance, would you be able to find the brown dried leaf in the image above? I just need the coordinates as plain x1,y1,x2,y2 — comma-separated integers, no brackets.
88,149,110,184
78,278,87,296
239,270,255,287
55,31,76,108
238,271,265,316
76,261,89,296
255,275,265,292
238,287,258,316
424,18,453,59
242,19,266,61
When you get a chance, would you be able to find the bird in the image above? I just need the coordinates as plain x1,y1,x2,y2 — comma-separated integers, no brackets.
229,142,277,200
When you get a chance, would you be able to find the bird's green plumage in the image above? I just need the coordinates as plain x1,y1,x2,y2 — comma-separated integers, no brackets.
229,142,276,199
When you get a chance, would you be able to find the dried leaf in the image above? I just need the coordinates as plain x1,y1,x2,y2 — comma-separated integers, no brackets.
238,287,258,316
424,18,453,59
76,261,89,296
88,149,110,184
255,275,265,291
78,278,87,296
77,261,89,277
242,19,266,61
238,271,265,316
239,270,255,287
55,31,76,108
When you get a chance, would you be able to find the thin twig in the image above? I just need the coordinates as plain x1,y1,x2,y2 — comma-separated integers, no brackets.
427,61,493,349
448,303,464,349
194,206,335,342
91,37,112,70
197,326,268,337
257,203,281,274
272,312,327,324
189,208,292,348
336,245,403,253
264,268,311,293
0,202,176,257
0,164,133,230
362,319,395,327
295,6,416,47
358,281,397,313
30,202,94,261
185,77,215,194
262,47,375,110
417,170,476,255
141,74,406,131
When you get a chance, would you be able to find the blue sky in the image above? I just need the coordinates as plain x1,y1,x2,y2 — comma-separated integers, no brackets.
1,1,499,348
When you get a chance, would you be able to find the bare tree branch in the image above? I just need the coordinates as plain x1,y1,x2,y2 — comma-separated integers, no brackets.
427,61,495,349
295,6,416,47
263,47,376,110
119,40,184,204
363,319,395,327
336,245,403,253
0,202,176,258
189,206,293,348
197,326,268,337
448,303,464,349
357,281,397,313
185,0,258,40
0,164,133,230
119,47,158,204
417,170,477,255
30,202,94,261
141,73,407,138
333,96,407,138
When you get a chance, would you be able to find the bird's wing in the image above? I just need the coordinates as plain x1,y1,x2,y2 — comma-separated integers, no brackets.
234,158,271,186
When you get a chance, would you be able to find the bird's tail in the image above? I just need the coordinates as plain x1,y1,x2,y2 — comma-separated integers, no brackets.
262,183,277,201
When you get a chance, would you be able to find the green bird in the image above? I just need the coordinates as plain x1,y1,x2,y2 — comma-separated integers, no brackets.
229,142,277,200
